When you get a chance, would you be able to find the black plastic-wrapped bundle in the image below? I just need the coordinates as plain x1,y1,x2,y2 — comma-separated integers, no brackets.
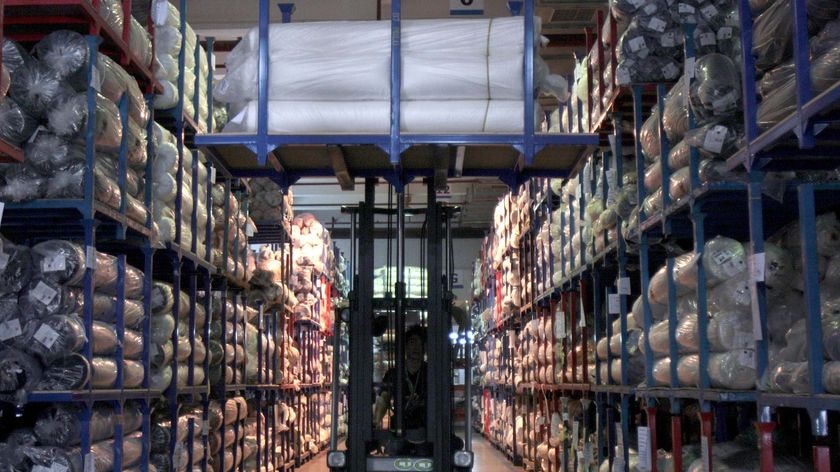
9,61,75,119
684,122,743,157
753,0,793,72
0,240,33,296
0,163,46,202
757,60,794,99
35,352,90,390
34,402,143,446
32,30,90,91
0,347,42,391
18,277,82,320
813,20,840,58
690,53,741,124
46,92,123,150
2,39,32,75
812,42,840,93
24,131,85,175
0,98,38,145
22,314,86,363
150,340,173,369
32,240,144,298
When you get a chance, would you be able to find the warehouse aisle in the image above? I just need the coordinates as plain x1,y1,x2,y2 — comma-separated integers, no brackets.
297,434,521,471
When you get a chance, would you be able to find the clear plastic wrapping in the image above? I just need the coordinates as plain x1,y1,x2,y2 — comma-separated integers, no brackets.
690,53,741,124
707,349,757,389
769,360,810,392
9,61,75,119
25,131,85,174
652,357,672,386
0,240,33,295
708,310,754,352
36,352,90,390
34,402,142,446
22,314,87,363
0,347,42,391
709,272,752,313
130,18,153,67
47,92,123,151
90,357,144,388
3,39,32,74
0,98,38,145
33,30,91,90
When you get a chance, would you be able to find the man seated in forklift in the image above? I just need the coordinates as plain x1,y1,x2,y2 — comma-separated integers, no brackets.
373,324,463,456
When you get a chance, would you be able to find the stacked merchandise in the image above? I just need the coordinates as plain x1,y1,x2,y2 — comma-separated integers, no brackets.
516,317,557,386
276,399,297,466
244,407,269,472
753,0,840,128
151,123,212,259
209,294,248,386
593,317,646,385
490,187,532,318
150,403,210,472
149,281,208,390
211,396,251,472
611,0,683,85
249,245,296,311
0,32,150,226
0,239,148,392
152,0,214,131
294,393,323,458
476,335,509,387
96,0,154,67
211,183,253,282
248,178,294,229
244,304,275,384
217,17,568,134
638,236,760,389
290,213,335,325
0,403,149,472
483,395,516,454
764,211,840,394
334,251,349,299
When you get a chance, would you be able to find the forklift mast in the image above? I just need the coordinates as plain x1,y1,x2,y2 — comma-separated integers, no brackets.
328,176,474,471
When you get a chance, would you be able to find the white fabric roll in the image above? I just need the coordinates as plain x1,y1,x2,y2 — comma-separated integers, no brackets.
709,272,752,314
154,80,179,109
707,350,756,389
708,310,754,352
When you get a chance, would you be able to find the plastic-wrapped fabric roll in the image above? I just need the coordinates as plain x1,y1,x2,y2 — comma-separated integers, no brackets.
9,61,76,119
675,314,700,353
823,361,840,394
709,272,751,314
707,310,753,352
24,131,86,174
176,364,205,387
90,357,144,388
631,294,667,329
176,335,192,362
690,53,741,123
0,96,38,145
130,18,153,67
151,414,203,452
763,243,793,289
0,347,42,391
22,314,86,363
769,361,809,392
609,329,642,357
815,212,840,256
150,365,172,390
47,92,123,151
150,312,175,345
0,163,46,202
662,75,688,142
3,39,32,74
0,241,33,296
708,349,756,389
98,0,124,34
767,290,802,343
652,357,672,386
154,80,179,110
675,354,699,387
151,282,191,316
224,397,248,424
33,30,93,90
94,323,144,359
610,355,646,385
757,60,794,100
150,339,173,370
644,319,671,356
684,122,742,157
34,353,89,390
35,402,142,446
752,0,793,72
639,106,661,161
91,293,145,328
669,167,692,201
704,236,747,284
596,337,609,360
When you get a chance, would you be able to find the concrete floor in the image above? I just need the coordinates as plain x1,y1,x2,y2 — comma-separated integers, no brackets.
297,433,520,471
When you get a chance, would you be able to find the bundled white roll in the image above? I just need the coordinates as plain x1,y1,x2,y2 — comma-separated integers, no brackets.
708,350,756,389
769,361,809,393
764,243,793,289
704,236,747,284
708,310,754,352
709,272,752,314
631,294,667,328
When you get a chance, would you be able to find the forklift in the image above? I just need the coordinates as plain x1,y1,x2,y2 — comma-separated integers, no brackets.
326,176,474,471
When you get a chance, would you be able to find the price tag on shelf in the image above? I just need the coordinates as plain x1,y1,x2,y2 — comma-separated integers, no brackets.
738,349,755,368
32,281,58,306
85,246,97,270
618,277,631,295
608,294,621,314
41,254,66,273
34,323,60,349
701,437,710,472
0,252,9,271
637,426,651,471
0,318,22,341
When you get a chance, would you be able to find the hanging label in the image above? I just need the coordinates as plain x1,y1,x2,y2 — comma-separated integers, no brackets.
34,323,60,349
51,463,68,472
572,420,580,447
751,284,764,340
0,318,22,341
555,309,566,339
660,31,677,48
209,166,217,184
85,246,97,270
628,36,647,53
662,62,680,80
700,4,719,18
617,65,632,85
733,331,752,349
91,67,102,92
703,125,728,154
701,437,710,472
0,252,9,271
738,349,755,368
32,281,58,306
699,32,716,47
717,27,733,40
41,254,66,273
750,252,766,282
648,16,668,33
637,426,652,471
678,3,696,13
615,422,624,447
686,57,696,79
642,3,658,15
0,202,5,227
618,277,632,295
245,223,255,237
608,294,621,314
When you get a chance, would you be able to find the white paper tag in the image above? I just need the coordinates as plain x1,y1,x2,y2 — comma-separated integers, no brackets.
617,66,632,85
91,67,102,92
750,252,766,282
209,166,217,184
738,350,755,367
637,426,652,471
701,436,710,472
245,223,255,237
642,3,658,15
703,125,728,154
717,26,733,40
629,36,647,53
700,4,719,18
34,323,60,349
0,318,22,341
660,31,677,48
85,246,97,270
556,309,566,339
0,202,5,227
699,32,716,46
572,420,580,446
615,423,624,447
618,277,632,295
648,17,668,33
733,331,752,349
153,0,169,25
32,281,58,305
608,294,621,314
32,466,51,472
751,283,763,340
678,3,696,13
41,254,66,273
0,252,9,271
686,57,696,79
83,453,95,472
662,62,680,80
584,442,593,467
712,91,737,114
712,249,732,266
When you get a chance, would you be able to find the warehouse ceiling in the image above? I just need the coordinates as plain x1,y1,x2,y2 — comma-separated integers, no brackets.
186,0,602,231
